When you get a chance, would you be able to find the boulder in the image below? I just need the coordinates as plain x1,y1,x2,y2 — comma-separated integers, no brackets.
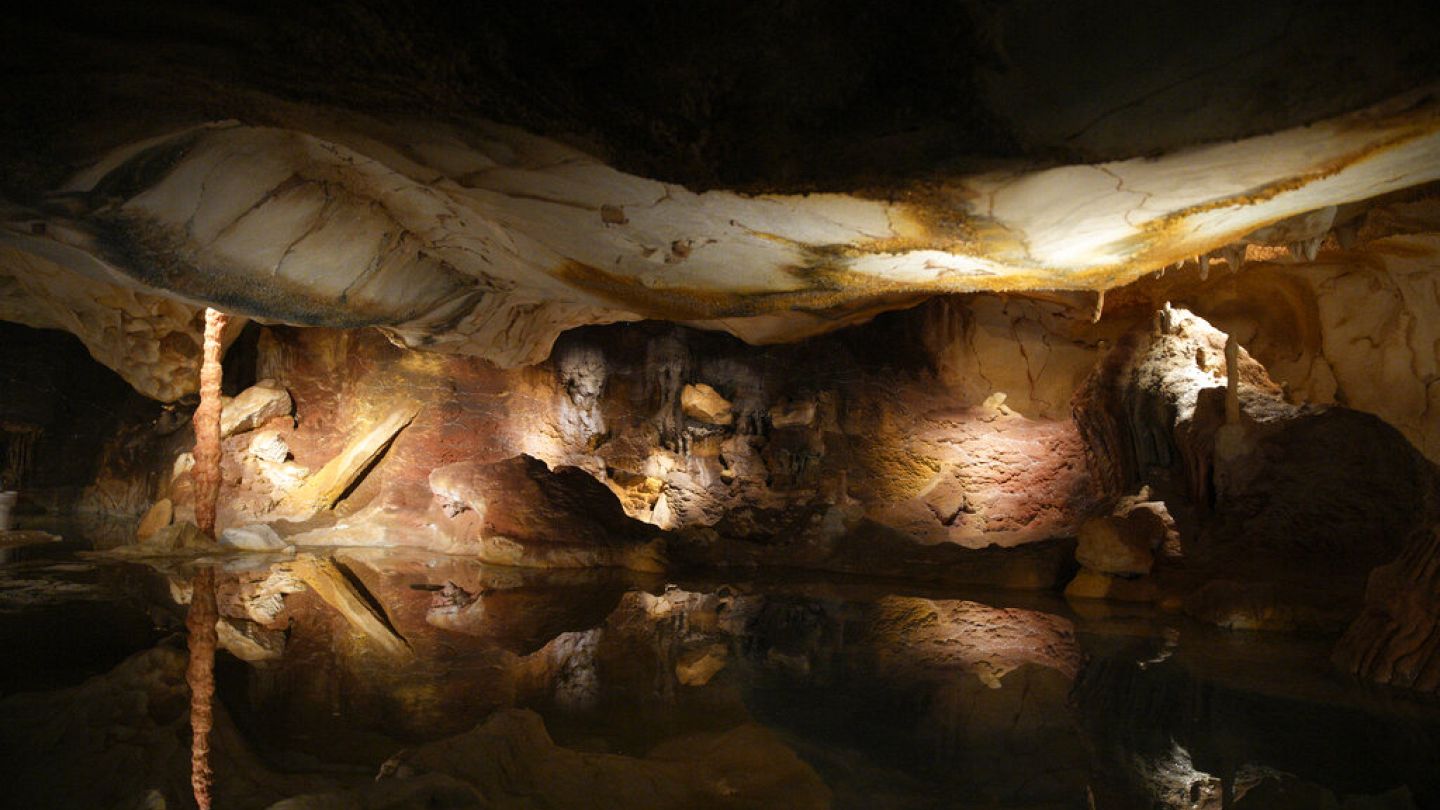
220,380,291,438
681,383,733,425
134,498,172,541
219,523,288,551
247,430,290,463
1076,514,1156,576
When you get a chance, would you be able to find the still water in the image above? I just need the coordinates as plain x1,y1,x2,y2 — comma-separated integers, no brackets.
1,530,1437,809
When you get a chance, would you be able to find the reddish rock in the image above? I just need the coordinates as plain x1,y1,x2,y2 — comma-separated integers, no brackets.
1076,514,1156,575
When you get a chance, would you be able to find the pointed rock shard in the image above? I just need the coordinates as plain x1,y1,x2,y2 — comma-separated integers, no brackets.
279,404,419,519
284,555,411,657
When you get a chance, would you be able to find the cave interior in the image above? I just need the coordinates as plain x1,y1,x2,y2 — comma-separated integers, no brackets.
2,3,1440,809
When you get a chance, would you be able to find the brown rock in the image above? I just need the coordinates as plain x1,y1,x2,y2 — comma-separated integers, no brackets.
676,643,728,686
1076,515,1155,575
681,383,733,425
135,498,173,541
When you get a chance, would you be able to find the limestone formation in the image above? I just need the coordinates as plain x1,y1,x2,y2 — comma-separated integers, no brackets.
139,521,213,552
4,8,1440,807
429,454,666,571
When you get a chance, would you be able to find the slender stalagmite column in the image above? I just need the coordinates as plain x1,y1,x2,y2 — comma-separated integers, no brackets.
194,308,228,538
186,565,218,810
1224,334,1241,425
188,307,226,809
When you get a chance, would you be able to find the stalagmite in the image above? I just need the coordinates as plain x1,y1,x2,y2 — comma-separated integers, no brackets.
185,566,218,810
1224,334,1241,425
193,308,228,538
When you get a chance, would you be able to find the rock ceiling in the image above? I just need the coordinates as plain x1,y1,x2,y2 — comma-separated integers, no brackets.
2,1,1439,399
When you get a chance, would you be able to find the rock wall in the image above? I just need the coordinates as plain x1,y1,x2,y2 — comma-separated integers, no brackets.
1334,525,1440,695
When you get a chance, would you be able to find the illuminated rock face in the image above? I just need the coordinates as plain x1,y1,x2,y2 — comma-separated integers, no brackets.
129,320,1093,579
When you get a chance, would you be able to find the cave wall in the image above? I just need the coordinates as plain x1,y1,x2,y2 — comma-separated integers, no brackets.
144,307,1095,583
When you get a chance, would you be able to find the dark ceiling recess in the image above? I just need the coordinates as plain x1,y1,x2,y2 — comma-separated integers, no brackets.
2,1,1439,193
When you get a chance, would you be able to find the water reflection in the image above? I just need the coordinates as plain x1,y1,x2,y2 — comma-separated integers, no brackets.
2,543,1439,809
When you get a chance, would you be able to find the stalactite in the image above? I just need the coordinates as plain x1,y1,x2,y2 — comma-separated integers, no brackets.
185,566,218,810
194,308,228,538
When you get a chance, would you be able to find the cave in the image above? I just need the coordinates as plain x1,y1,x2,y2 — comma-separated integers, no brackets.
2,3,1440,808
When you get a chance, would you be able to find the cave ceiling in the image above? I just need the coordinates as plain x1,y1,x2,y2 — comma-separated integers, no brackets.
2,0,1440,398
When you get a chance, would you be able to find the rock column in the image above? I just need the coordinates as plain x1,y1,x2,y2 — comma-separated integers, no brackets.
194,308,227,538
